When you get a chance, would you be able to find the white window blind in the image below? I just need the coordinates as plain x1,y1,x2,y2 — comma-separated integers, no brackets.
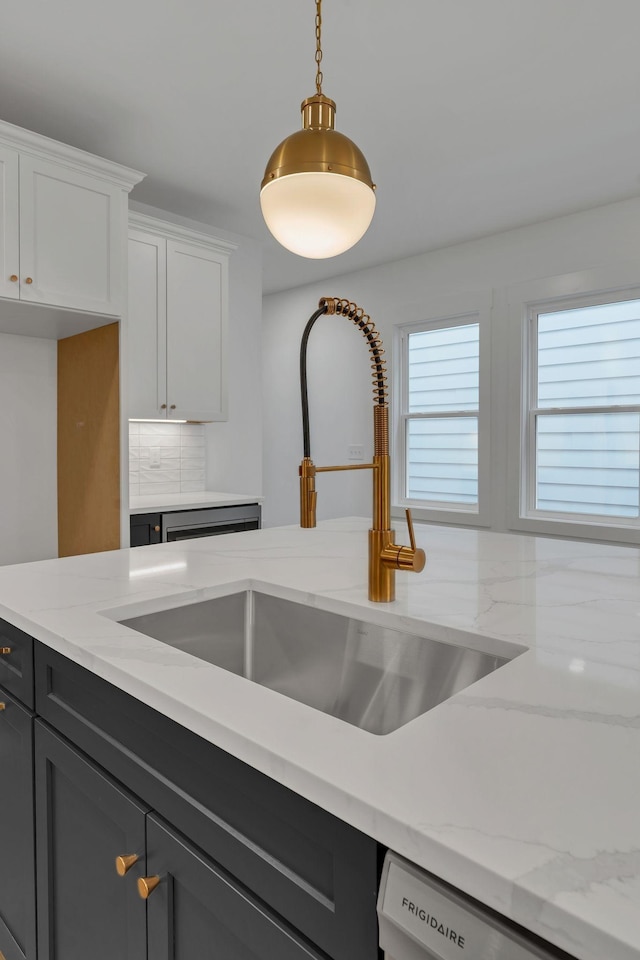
403,322,479,507
531,299,640,520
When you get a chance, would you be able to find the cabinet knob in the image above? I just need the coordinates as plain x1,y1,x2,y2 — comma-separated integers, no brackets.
170,404,176,410
25,277,33,284
0,647,11,655
137,875,161,899
160,404,167,410
0,703,5,712
9,275,18,283
115,854,140,877
153,525,161,533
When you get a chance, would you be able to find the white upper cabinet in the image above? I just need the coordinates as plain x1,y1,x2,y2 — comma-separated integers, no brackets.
19,156,124,315
128,213,237,422
0,145,19,301
0,119,144,334
166,239,227,422
127,228,167,420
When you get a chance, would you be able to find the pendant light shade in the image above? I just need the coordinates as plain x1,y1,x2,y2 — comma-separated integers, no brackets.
260,5,376,259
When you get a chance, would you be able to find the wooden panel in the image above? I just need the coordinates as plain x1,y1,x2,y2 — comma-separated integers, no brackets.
57,323,120,557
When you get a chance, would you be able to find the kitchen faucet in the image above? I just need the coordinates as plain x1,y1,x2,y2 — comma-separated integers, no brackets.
299,297,426,602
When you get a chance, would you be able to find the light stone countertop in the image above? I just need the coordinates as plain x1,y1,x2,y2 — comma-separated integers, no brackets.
0,517,638,960
129,491,263,514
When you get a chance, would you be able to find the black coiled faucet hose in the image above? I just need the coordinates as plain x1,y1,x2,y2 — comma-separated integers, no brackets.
300,303,329,460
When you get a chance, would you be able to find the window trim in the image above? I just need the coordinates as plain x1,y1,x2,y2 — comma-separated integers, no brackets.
393,307,491,527
508,270,640,544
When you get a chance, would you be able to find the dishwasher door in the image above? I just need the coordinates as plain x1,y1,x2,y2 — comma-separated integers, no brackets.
378,852,567,960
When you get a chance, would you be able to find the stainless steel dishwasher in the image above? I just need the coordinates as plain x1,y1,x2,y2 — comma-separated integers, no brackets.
378,851,570,960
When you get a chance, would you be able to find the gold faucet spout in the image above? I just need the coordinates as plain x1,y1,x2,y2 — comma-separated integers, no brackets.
299,458,317,527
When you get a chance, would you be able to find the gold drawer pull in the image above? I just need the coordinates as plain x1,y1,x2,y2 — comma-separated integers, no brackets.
137,875,161,899
0,703,6,712
0,647,11,655
25,277,33,284
115,854,140,877
9,275,18,283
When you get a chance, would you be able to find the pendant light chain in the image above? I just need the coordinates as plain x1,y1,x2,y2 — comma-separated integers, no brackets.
315,0,323,95
260,0,376,258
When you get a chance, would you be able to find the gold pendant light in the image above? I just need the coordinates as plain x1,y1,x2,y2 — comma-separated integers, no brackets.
260,0,376,259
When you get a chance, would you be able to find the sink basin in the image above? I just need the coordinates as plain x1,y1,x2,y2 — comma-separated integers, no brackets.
120,591,513,735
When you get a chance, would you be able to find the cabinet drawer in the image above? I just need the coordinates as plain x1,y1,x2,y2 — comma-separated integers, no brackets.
0,619,34,708
35,644,379,960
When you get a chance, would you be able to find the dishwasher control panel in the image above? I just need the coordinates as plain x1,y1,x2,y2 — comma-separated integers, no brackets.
378,852,563,960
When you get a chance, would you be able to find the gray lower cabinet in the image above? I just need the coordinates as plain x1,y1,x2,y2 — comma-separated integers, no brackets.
33,723,324,960
26,641,379,960
0,688,36,960
34,722,148,960
146,815,322,960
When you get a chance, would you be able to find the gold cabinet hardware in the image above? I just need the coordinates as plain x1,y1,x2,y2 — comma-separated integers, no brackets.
115,854,140,877
9,275,18,282
160,404,167,409
137,875,160,899
169,404,176,410
153,525,160,533
25,277,33,284
0,703,5,712
0,647,11,655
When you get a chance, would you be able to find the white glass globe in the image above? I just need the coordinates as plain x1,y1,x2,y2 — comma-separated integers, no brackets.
260,171,376,259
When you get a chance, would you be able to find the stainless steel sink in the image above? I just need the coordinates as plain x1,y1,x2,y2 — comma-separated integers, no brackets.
120,591,513,735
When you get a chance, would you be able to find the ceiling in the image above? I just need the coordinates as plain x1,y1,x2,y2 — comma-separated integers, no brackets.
1,0,640,294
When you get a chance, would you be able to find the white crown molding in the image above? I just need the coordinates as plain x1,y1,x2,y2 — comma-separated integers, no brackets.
0,118,145,192
128,211,239,255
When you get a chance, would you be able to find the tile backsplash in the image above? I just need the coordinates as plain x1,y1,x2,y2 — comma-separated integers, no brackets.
129,422,206,497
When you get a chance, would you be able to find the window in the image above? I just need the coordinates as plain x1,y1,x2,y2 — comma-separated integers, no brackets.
524,295,640,526
397,316,481,515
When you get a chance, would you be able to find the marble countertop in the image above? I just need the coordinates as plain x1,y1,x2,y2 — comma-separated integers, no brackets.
0,518,638,960
129,491,263,514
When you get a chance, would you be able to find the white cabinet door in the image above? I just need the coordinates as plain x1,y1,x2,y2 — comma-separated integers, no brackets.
19,156,124,316
0,146,19,301
127,230,167,419
165,239,228,422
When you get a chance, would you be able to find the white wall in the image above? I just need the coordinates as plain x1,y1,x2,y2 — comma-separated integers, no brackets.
262,197,640,530
129,202,263,499
0,332,57,563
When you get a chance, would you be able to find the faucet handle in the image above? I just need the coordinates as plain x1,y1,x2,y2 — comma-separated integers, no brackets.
402,508,426,573
405,508,417,551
